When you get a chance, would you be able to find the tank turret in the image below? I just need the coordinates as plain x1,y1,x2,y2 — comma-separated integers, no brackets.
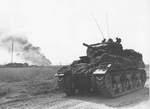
83,38,123,59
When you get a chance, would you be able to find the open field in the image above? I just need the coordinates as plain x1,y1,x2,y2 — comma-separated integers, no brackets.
0,66,61,103
0,66,149,109
0,66,61,82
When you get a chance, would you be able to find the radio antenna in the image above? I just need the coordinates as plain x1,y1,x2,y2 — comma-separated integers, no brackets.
106,13,110,38
91,15,105,40
11,39,14,63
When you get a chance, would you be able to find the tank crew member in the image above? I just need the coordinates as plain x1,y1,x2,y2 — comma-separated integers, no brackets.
116,37,121,44
102,38,106,43
107,38,113,43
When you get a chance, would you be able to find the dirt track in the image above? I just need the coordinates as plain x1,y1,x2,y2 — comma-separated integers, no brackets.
0,87,149,109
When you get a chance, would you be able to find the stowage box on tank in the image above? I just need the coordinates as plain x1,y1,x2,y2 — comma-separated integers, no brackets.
55,37,146,97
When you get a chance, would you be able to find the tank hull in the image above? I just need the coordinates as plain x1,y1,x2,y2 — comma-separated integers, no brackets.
56,68,146,97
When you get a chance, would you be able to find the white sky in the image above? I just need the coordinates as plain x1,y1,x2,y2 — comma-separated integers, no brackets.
0,0,149,65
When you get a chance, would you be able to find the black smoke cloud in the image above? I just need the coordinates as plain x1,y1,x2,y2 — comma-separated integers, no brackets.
0,36,51,66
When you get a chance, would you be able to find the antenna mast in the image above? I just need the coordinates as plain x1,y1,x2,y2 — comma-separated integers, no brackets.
91,15,105,40
11,39,14,63
106,13,110,38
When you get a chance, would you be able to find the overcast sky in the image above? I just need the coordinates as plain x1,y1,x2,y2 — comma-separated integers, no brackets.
0,0,149,65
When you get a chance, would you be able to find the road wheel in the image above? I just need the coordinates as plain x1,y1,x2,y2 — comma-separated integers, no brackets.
141,71,146,85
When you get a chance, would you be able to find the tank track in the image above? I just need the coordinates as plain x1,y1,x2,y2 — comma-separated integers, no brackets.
57,69,146,97
96,69,146,97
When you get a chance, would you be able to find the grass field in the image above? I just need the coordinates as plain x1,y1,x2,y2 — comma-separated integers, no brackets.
0,66,62,102
0,66,61,82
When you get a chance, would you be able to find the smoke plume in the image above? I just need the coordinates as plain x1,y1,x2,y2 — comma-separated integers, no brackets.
0,36,51,66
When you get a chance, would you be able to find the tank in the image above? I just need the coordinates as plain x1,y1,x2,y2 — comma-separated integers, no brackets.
55,37,147,97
